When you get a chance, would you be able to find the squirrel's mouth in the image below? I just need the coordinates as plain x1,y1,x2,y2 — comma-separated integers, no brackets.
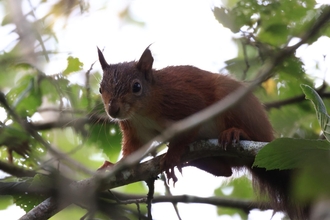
107,113,128,121
106,109,132,122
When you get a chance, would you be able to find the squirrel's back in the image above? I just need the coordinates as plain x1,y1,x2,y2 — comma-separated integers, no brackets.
153,65,273,142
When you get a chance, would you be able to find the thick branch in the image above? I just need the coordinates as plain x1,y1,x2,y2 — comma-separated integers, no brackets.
19,140,266,220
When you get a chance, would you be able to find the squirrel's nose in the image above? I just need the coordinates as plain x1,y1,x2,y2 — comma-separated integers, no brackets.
108,101,120,118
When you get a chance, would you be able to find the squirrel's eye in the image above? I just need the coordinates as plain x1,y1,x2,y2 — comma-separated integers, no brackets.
132,82,141,93
99,88,102,94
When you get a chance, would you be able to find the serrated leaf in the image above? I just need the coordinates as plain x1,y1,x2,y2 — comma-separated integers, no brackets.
253,138,330,170
301,84,330,142
63,56,83,75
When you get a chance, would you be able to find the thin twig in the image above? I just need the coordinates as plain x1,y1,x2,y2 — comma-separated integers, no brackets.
146,177,155,220
85,60,96,110
161,174,182,220
153,195,268,211
241,40,250,80
265,91,330,110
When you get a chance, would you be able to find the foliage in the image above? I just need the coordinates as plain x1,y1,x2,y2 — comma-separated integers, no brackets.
301,84,330,141
214,176,254,219
0,0,330,220
254,85,330,203
213,1,330,218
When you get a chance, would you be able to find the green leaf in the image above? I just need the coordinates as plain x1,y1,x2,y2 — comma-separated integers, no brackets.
13,193,44,213
63,56,83,75
30,174,53,188
0,125,30,144
301,84,330,142
294,160,330,201
253,138,330,170
39,77,59,102
87,123,122,162
0,196,13,210
213,7,241,33
12,175,51,212
258,24,289,46
214,176,254,199
214,176,253,219
6,75,42,117
68,84,88,109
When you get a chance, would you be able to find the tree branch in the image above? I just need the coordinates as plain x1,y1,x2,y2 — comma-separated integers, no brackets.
152,195,267,211
265,90,330,110
101,191,271,212
0,160,36,177
18,140,266,220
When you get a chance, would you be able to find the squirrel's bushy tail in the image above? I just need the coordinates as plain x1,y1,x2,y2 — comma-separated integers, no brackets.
251,167,309,220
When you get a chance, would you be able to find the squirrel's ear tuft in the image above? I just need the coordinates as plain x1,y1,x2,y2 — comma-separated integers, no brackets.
97,47,109,70
137,45,154,73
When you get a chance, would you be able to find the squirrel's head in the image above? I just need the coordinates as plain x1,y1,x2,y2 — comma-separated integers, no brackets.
98,46,154,121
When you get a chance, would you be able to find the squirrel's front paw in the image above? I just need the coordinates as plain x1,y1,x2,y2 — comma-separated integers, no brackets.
161,154,182,185
219,127,251,150
97,160,115,171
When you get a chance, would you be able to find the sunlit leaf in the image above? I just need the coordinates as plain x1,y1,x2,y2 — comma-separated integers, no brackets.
63,56,83,75
301,84,330,142
213,7,241,33
0,196,13,210
261,78,276,96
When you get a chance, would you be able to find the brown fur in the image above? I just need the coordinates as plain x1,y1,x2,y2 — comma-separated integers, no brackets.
97,47,307,219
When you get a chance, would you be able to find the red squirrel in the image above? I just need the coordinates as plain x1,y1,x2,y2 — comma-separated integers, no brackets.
97,46,306,219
